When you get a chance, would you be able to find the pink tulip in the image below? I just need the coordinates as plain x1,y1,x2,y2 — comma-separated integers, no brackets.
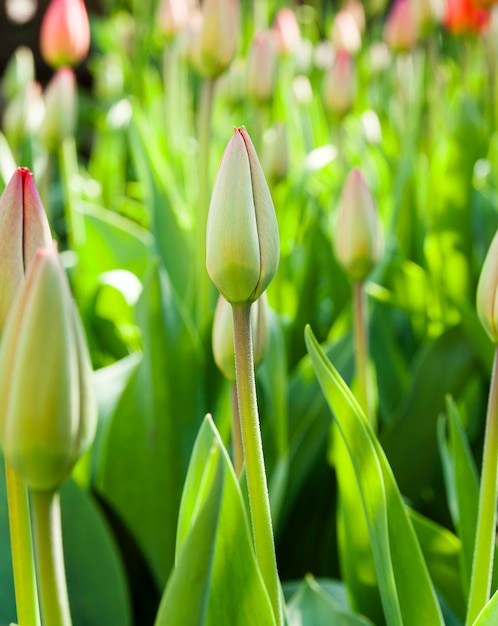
40,0,90,68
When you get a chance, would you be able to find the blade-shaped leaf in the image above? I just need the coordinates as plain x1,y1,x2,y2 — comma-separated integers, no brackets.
305,325,444,626
155,415,276,626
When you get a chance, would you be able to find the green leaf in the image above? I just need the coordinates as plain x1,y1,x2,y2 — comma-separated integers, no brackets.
286,575,374,626
154,415,276,626
473,590,498,625
305,325,444,626
96,260,205,587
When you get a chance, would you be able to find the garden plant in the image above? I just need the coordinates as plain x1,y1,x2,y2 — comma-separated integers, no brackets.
2,0,498,625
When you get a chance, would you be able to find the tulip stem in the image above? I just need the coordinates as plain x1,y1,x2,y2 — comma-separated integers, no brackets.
4,461,41,626
353,281,374,429
31,489,72,626
232,303,282,625
466,347,498,625
231,382,244,476
196,77,216,328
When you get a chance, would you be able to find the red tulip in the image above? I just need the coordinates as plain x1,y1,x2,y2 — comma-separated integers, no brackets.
444,0,490,34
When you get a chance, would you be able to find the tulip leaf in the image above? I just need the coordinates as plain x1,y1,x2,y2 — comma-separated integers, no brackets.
96,259,205,587
0,462,132,626
473,591,498,626
154,415,276,626
286,575,374,626
305,325,444,626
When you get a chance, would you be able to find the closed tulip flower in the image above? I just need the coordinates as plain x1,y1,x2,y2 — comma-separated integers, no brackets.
246,31,278,103
322,50,356,118
192,0,239,78
334,168,383,281
383,0,419,51
206,127,279,304
0,246,97,491
39,67,77,152
0,168,52,329
477,230,498,343
40,0,91,68
444,0,489,33
272,7,301,56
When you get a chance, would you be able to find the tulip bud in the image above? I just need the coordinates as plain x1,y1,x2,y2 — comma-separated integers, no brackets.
262,122,289,183
206,127,280,304
156,0,189,40
322,50,356,118
331,10,362,54
213,293,269,380
333,168,383,281
191,0,239,78
0,168,52,329
444,0,489,34
40,0,91,68
38,67,77,153
383,0,419,51
1,46,35,102
0,247,97,491
272,8,301,56
410,0,446,35
477,230,498,343
246,31,278,104
2,81,45,147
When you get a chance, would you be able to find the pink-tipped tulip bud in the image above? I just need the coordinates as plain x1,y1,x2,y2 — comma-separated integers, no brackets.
156,0,189,40
272,8,301,56
246,31,278,103
383,0,419,51
39,67,77,152
477,230,498,343
40,0,91,68
322,50,356,118
206,127,280,304
0,168,52,329
334,168,383,281
0,247,97,491
192,0,239,78
331,10,362,54
213,293,269,380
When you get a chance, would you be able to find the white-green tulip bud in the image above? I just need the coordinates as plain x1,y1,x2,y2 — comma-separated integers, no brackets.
477,229,498,343
206,126,280,304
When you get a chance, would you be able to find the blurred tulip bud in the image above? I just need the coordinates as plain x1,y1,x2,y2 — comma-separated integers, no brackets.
477,230,498,343
272,8,301,56
262,123,289,183
292,75,313,105
331,9,362,54
191,0,239,78
444,0,489,33
246,31,278,103
206,127,280,304
1,46,35,101
2,82,44,147
344,0,366,33
40,0,91,68
0,246,97,491
322,50,356,118
410,0,446,34
334,168,383,281
217,58,247,105
384,0,419,51
0,168,52,329
39,67,77,153
156,0,189,40
213,293,269,380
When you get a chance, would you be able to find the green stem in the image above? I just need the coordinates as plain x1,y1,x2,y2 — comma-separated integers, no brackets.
353,281,374,429
4,461,41,626
31,489,72,626
231,382,244,476
59,136,85,254
466,347,498,625
196,78,216,328
232,303,282,625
